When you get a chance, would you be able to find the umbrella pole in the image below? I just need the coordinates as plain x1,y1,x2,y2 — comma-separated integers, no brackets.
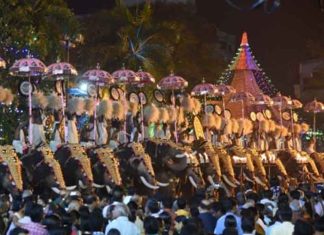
60,80,67,143
313,112,316,138
222,95,226,117
141,99,144,142
290,108,294,149
28,76,33,146
94,86,98,144
173,89,178,143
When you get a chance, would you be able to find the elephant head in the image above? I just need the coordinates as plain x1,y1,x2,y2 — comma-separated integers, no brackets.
0,146,23,196
55,144,93,190
87,147,122,192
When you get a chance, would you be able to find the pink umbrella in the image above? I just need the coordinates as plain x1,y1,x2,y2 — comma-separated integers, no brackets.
82,64,115,142
231,91,255,119
135,68,156,141
304,99,324,136
9,56,47,145
112,66,140,84
191,78,218,114
158,73,188,143
46,60,78,143
157,73,188,90
254,93,273,106
136,68,156,87
0,56,6,69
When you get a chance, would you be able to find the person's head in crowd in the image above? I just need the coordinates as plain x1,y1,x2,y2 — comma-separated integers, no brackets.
30,203,44,223
244,181,254,192
9,227,29,235
222,197,237,213
107,228,121,235
68,210,80,227
190,206,199,218
159,211,172,235
222,228,238,235
290,190,301,201
67,199,81,213
48,228,69,235
0,194,10,214
314,216,324,235
43,214,62,231
225,214,237,228
241,216,255,234
177,197,187,210
23,201,34,217
246,192,259,204
278,204,292,222
111,203,130,220
22,190,33,203
127,200,138,222
84,195,99,211
210,201,223,219
290,200,303,223
146,199,160,216
263,190,274,200
293,219,314,235
278,193,289,204
144,216,160,235
198,199,210,213
79,205,90,219
179,218,201,235
89,208,104,232
112,186,124,202
69,191,82,202
161,197,173,210
236,192,246,206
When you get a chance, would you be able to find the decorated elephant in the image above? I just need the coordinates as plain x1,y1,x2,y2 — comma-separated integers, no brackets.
0,145,23,196
54,144,93,190
20,146,65,195
86,147,122,193
144,139,205,197
114,142,160,195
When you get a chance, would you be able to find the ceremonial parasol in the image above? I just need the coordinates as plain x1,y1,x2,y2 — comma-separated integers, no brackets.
304,99,324,136
46,60,78,143
81,64,115,142
136,68,156,141
9,56,47,145
191,78,218,113
158,73,188,142
0,56,6,69
231,91,255,119
214,84,236,114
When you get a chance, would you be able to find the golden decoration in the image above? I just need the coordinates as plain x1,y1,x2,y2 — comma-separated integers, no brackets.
193,116,205,140
96,148,122,185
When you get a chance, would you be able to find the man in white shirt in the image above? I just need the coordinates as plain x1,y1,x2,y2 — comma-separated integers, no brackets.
314,190,324,217
105,203,140,235
269,205,294,235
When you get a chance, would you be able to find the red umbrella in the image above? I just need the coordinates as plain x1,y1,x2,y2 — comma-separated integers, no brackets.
112,66,139,84
157,73,188,90
0,56,6,69
304,99,324,135
9,56,47,145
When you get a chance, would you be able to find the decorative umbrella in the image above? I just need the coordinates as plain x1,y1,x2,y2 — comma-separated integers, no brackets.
9,56,47,145
81,64,115,142
158,73,188,143
112,66,140,84
254,93,273,106
135,68,156,141
304,99,324,136
0,56,6,69
46,60,78,143
191,78,218,113
136,68,156,87
231,91,255,119
214,84,236,113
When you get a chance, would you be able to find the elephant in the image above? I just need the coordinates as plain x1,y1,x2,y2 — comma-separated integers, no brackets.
144,139,205,197
114,142,160,195
54,144,93,190
0,145,23,196
86,146,122,193
20,146,65,195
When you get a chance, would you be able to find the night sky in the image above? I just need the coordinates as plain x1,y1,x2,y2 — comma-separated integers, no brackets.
66,0,324,95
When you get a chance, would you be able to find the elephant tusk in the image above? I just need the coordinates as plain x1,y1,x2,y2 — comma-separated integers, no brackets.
207,176,220,189
92,182,105,188
222,175,237,188
156,181,169,187
188,176,198,188
66,185,77,190
79,180,88,189
175,153,187,158
106,185,112,193
140,176,159,190
51,187,61,194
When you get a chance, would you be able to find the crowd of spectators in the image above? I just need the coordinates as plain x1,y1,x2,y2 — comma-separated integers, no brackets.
0,181,323,235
